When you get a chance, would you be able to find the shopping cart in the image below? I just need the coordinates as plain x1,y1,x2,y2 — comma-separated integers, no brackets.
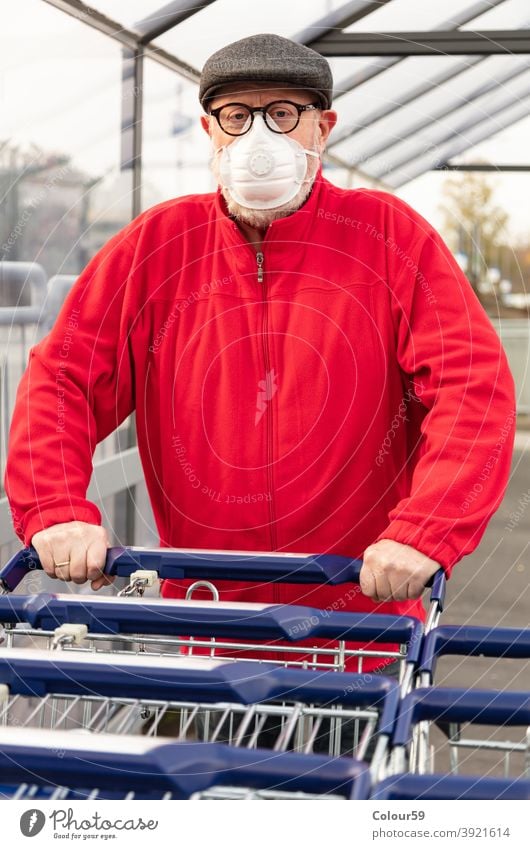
389,686,530,780
0,728,373,800
0,591,424,688
0,648,400,785
0,545,445,686
371,772,530,800
417,624,530,687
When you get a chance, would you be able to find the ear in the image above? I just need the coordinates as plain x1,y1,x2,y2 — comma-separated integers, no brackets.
319,110,338,146
200,114,211,135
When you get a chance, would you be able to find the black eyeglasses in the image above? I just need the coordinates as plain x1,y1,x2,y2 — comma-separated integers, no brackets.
208,100,321,136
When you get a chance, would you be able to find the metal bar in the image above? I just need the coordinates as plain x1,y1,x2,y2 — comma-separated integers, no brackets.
313,30,530,57
119,42,143,547
434,163,530,171
120,48,144,218
293,0,394,46
134,0,218,43
43,0,200,83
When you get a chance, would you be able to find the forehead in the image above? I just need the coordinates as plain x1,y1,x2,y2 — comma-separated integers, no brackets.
207,81,315,109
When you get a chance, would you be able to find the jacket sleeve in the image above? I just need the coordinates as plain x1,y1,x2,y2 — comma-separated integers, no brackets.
4,227,138,546
374,219,516,576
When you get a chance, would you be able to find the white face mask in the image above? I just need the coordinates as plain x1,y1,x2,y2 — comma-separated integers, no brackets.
216,114,320,210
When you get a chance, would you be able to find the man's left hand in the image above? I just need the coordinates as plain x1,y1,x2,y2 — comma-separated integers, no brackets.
360,539,441,602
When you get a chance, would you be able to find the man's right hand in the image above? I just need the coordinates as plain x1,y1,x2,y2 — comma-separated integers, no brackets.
31,521,112,591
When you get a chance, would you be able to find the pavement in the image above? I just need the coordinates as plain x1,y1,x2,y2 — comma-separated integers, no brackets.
424,436,529,778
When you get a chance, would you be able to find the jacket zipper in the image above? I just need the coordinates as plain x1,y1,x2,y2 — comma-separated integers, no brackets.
256,250,279,585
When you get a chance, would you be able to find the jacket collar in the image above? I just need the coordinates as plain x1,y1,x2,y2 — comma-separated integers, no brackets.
214,166,329,258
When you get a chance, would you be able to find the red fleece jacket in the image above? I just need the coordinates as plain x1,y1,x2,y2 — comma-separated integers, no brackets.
4,171,516,664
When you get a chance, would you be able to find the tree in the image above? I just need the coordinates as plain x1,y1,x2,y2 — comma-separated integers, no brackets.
439,171,509,295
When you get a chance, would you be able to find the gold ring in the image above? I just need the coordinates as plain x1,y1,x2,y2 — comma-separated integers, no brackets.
53,560,71,567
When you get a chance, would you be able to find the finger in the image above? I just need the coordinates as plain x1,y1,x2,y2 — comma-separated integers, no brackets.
373,570,393,603
385,563,415,601
359,563,377,599
49,540,73,582
86,535,108,582
32,537,57,579
91,574,116,592
68,540,89,585
406,574,425,600
408,561,442,599
388,574,410,602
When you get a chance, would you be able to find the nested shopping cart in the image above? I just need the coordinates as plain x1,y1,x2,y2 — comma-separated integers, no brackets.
371,772,530,800
384,684,530,801
414,625,530,776
0,545,445,690
417,624,530,688
0,545,446,799
0,648,400,798
0,729,372,801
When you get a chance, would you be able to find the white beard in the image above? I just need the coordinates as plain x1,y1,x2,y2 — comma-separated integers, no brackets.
210,140,322,229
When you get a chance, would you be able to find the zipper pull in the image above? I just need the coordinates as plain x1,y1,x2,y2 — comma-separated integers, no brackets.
256,251,264,283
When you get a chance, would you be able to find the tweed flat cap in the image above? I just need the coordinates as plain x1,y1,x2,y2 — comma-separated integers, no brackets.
199,33,333,110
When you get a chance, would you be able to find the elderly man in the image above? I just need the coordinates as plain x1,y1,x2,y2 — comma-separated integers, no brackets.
5,34,515,663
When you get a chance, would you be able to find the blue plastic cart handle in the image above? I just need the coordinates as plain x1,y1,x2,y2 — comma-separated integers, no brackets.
0,593,424,663
0,545,445,599
0,735,371,799
428,569,446,611
419,625,530,677
393,686,530,747
372,773,530,801
0,546,363,590
0,651,400,737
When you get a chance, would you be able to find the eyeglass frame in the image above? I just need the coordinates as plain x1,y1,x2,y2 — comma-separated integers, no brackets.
207,99,322,136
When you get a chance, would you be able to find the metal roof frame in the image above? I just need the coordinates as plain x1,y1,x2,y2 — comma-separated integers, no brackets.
41,0,530,190
328,0,507,102
336,56,530,167
383,94,530,187
133,0,218,43
364,68,530,180
434,163,530,171
43,0,202,81
293,0,394,46
312,29,530,57
329,55,485,146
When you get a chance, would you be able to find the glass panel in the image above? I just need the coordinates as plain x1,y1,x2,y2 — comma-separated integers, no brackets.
1,0,134,504
332,54,462,129
331,55,530,170
393,111,530,245
86,1,169,29
154,0,339,66
344,0,481,31
141,59,212,207
460,0,530,28
82,0,530,40
369,66,530,179
1,0,133,277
